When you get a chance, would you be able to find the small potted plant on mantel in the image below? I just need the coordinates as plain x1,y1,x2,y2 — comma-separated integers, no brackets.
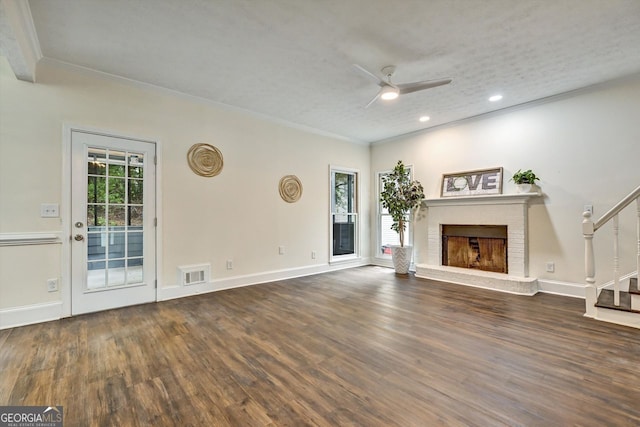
380,160,425,274
511,169,540,193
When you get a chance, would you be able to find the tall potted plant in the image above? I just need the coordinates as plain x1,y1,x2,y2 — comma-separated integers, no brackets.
380,160,425,274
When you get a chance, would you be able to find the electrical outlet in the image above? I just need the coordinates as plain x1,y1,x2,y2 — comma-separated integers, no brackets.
40,203,59,218
47,278,58,292
279,246,285,255
545,262,555,273
226,260,233,270
584,204,593,215
311,251,316,259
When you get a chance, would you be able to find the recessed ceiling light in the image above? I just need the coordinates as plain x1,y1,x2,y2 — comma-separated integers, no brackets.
489,95,503,102
419,116,430,122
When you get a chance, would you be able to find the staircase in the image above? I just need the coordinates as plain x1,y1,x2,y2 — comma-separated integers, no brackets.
583,184,640,329
595,277,639,312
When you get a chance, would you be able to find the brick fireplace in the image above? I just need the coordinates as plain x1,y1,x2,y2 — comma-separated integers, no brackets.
415,193,540,295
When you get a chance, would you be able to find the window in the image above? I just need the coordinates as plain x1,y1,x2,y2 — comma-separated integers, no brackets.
330,167,358,261
377,168,413,258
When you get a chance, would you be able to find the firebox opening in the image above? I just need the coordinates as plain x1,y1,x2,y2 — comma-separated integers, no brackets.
442,225,508,274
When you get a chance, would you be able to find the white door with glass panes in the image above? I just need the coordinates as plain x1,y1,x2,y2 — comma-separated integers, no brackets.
71,130,156,315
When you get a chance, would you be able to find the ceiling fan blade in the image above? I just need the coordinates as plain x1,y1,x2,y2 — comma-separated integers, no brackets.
353,64,385,87
365,90,381,108
397,78,452,95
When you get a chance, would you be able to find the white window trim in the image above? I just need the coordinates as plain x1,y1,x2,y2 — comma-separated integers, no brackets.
329,165,360,264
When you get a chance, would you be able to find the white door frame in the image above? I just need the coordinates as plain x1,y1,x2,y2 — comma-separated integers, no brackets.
61,124,163,317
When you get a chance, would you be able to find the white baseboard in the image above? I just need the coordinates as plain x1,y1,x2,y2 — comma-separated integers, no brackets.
0,301,63,330
158,258,371,301
0,261,371,329
537,279,586,299
594,307,640,329
370,258,394,269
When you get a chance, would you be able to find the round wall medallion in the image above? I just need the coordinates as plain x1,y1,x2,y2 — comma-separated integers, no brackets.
279,175,303,203
187,143,224,177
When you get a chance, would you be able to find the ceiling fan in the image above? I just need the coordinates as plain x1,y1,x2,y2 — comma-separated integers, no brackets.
353,64,452,108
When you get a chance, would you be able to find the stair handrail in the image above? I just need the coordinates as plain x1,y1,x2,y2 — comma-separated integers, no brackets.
583,183,640,317
593,184,640,231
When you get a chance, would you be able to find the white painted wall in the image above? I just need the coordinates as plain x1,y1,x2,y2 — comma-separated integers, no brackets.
2,52,639,327
371,74,640,288
0,58,370,322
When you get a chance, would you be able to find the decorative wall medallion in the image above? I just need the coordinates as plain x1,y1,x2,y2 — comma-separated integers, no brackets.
279,175,303,203
187,143,224,177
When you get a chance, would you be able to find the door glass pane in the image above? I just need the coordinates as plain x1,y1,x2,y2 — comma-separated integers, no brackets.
128,206,143,226
127,232,143,257
128,153,144,178
87,205,106,226
128,179,143,204
87,231,106,259
109,164,125,177
108,232,125,259
87,261,106,289
88,148,107,175
108,178,125,203
109,205,126,226
127,259,143,284
109,150,126,164
107,259,126,287
85,146,146,292
88,177,106,203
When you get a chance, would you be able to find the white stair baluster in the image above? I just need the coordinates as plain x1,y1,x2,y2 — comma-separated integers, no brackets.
637,197,640,282
613,214,620,306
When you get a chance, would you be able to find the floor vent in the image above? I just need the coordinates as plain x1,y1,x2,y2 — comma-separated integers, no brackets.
179,264,210,286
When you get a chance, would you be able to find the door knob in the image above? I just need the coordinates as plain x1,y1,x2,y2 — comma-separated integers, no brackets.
74,234,84,241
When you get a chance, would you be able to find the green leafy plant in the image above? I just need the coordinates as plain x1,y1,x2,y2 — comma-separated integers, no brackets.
511,169,540,184
380,160,425,247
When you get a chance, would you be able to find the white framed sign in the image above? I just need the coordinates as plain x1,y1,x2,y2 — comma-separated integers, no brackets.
441,167,503,197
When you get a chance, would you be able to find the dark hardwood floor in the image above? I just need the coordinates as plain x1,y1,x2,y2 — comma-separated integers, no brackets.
2,266,640,426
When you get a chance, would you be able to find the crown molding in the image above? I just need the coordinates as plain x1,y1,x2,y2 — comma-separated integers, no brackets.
0,0,42,82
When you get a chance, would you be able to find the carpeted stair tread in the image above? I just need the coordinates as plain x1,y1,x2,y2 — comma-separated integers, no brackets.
595,289,636,312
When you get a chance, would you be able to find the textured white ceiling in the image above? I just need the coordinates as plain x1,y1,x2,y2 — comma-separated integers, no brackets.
21,0,640,142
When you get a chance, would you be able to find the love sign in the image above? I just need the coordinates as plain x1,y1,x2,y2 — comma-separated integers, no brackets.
441,167,503,197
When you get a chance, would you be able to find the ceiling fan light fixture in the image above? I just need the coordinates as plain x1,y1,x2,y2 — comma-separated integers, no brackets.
380,85,399,100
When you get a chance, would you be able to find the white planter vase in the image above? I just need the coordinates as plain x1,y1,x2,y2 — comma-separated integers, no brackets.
515,183,532,193
391,245,413,274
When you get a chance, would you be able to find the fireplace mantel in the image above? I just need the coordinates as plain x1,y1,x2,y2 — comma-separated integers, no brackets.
416,192,541,295
423,192,540,207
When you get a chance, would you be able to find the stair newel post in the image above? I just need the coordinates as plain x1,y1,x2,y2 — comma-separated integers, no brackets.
583,211,597,317
613,214,620,306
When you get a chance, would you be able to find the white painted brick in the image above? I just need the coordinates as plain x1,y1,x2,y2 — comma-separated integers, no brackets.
422,194,537,285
